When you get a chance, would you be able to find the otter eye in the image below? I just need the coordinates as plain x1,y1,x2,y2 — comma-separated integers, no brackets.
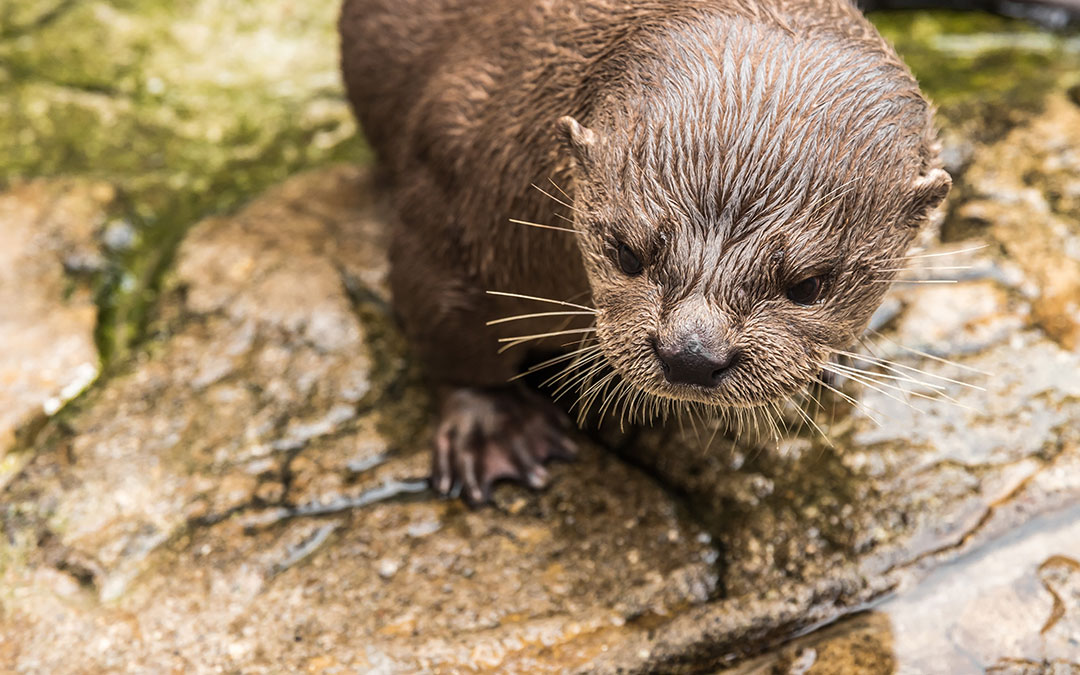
616,241,643,276
786,275,826,305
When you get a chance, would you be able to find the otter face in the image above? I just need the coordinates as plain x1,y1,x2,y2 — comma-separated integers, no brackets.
555,43,950,413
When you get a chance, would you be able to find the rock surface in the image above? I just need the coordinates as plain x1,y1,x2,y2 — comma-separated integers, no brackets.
0,180,107,478
0,167,718,673
2,4,1080,674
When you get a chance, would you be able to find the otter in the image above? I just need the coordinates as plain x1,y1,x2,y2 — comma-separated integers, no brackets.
340,0,951,505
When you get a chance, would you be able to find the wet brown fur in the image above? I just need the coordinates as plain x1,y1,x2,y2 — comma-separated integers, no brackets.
340,0,950,414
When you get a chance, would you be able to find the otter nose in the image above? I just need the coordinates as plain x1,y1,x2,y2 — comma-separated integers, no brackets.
654,336,739,388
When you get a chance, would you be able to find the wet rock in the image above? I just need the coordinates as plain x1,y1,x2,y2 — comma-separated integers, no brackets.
954,95,1080,350
885,505,1080,673
0,179,108,480
719,612,897,675
0,167,716,673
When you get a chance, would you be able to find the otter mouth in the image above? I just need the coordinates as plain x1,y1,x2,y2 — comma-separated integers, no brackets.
597,336,821,410
610,353,747,408
590,321,814,413
636,336,749,405
645,376,747,406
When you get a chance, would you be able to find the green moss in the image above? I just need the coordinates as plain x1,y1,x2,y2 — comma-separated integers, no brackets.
0,0,371,366
870,11,1080,140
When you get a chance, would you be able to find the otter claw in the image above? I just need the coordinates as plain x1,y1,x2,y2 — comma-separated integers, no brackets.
430,387,575,506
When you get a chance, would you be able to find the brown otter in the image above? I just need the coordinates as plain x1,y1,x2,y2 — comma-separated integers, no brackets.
340,0,951,504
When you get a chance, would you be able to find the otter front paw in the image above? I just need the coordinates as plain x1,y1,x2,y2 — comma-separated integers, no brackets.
431,386,577,506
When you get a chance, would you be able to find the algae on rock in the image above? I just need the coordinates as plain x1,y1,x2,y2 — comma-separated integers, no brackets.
0,0,369,365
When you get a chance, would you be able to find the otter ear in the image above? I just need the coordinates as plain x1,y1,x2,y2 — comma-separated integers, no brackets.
907,168,952,221
557,115,598,172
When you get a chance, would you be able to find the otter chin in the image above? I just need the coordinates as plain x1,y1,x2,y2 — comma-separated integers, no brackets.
342,0,950,504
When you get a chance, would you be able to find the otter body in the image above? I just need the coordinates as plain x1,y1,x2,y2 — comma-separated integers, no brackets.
340,0,950,504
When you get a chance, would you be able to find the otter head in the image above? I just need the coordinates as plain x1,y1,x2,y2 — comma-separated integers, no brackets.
557,25,950,413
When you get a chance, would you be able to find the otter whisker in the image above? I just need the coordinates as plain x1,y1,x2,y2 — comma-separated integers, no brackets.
815,377,884,426
822,364,934,413
546,365,602,402
648,392,663,424
786,396,807,438
863,331,992,376
530,183,580,213
509,218,579,234
553,344,604,378
485,290,596,312
552,357,607,400
830,364,945,394
599,376,629,425
546,351,606,393
487,310,595,325
497,327,597,352
558,336,600,348
511,344,603,383
619,384,636,425
791,395,834,447
829,357,957,401
854,337,980,412
750,406,765,443
826,361,948,391
760,402,781,443
842,371,980,414
637,389,650,423
576,370,619,424
584,372,619,419
704,411,724,450
524,342,601,370
630,386,653,426
611,380,630,428
871,279,957,284
622,389,634,425
675,405,688,440
547,177,574,202
729,409,742,449
684,403,704,445
801,382,827,413
833,348,986,390
741,405,755,442
612,379,640,426
891,244,988,261
876,266,972,273
640,392,652,424
769,402,786,442
831,355,982,413
773,400,791,440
